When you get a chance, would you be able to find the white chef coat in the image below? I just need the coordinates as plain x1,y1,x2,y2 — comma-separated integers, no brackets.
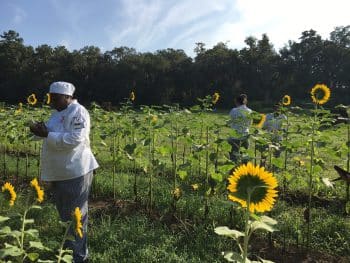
40,100,99,181
229,105,252,138
263,113,287,142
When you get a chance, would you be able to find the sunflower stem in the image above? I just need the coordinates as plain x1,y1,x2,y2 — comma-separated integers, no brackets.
242,192,251,263
20,209,28,251
307,104,317,251
112,135,116,200
57,221,73,263
204,126,209,219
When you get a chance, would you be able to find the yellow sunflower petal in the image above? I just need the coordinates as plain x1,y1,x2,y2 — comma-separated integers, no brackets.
310,84,330,105
227,162,278,213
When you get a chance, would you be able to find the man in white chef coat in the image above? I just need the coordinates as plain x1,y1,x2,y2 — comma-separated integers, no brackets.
228,94,252,162
29,81,98,263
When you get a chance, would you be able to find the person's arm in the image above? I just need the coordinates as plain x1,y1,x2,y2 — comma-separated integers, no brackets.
46,109,89,150
29,122,47,139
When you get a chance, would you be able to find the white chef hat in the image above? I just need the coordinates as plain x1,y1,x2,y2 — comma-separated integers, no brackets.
49,81,75,96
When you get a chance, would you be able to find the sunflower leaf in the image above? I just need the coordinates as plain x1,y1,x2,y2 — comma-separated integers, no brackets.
258,258,275,263
214,226,244,240
27,252,39,262
177,170,188,180
260,216,278,225
250,221,276,233
0,216,10,223
221,251,243,262
249,216,277,233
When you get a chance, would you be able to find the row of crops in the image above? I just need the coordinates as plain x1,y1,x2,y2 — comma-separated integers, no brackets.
0,85,349,262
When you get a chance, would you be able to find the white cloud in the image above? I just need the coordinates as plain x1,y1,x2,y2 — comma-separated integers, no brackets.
103,0,350,55
105,0,233,52
210,0,350,51
12,6,26,24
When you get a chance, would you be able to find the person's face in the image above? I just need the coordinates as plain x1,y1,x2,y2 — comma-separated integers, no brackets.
50,93,71,111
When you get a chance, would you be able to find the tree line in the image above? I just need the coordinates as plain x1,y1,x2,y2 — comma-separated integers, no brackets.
0,27,349,109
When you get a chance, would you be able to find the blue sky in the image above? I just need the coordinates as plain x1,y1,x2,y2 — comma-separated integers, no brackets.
1,0,349,56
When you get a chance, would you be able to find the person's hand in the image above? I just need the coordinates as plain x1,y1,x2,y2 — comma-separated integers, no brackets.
29,121,48,137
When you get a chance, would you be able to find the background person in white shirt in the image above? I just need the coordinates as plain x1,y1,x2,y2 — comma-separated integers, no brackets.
228,94,252,163
29,81,98,263
263,103,287,157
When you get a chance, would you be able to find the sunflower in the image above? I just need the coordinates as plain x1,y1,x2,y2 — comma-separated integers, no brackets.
151,115,158,124
130,91,135,102
212,92,220,105
2,182,17,206
27,94,37,105
227,162,278,213
30,178,44,203
15,102,23,115
310,84,330,105
191,184,199,191
73,207,83,238
45,93,51,105
282,95,291,106
256,114,266,129
172,187,182,200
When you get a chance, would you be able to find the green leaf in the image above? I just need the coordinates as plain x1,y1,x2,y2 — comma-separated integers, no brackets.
346,201,350,215
38,260,55,263
24,219,35,224
0,216,10,223
61,254,73,263
29,241,51,251
218,164,234,174
143,138,151,146
222,251,243,262
30,205,42,210
27,252,39,261
0,243,23,258
260,215,278,225
0,226,11,236
209,152,218,162
124,143,136,154
250,220,277,232
157,145,171,156
271,157,284,169
25,229,39,238
313,164,323,174
177,170,188,180
211,172,223,183
250,216,277,233
214,226,244,240
258,257,275,263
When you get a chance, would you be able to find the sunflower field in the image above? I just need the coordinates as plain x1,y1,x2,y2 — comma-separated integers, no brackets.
0,85,349,262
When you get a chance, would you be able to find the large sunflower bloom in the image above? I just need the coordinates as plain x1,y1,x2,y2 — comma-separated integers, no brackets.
130,91,135,102
310,84,330,105
30,178,44,203
256,114,266,129
73,207,83,238
212,92,220,105
2,182,17,206
227,162,278,213
282,95,291,106
27,94,37,105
